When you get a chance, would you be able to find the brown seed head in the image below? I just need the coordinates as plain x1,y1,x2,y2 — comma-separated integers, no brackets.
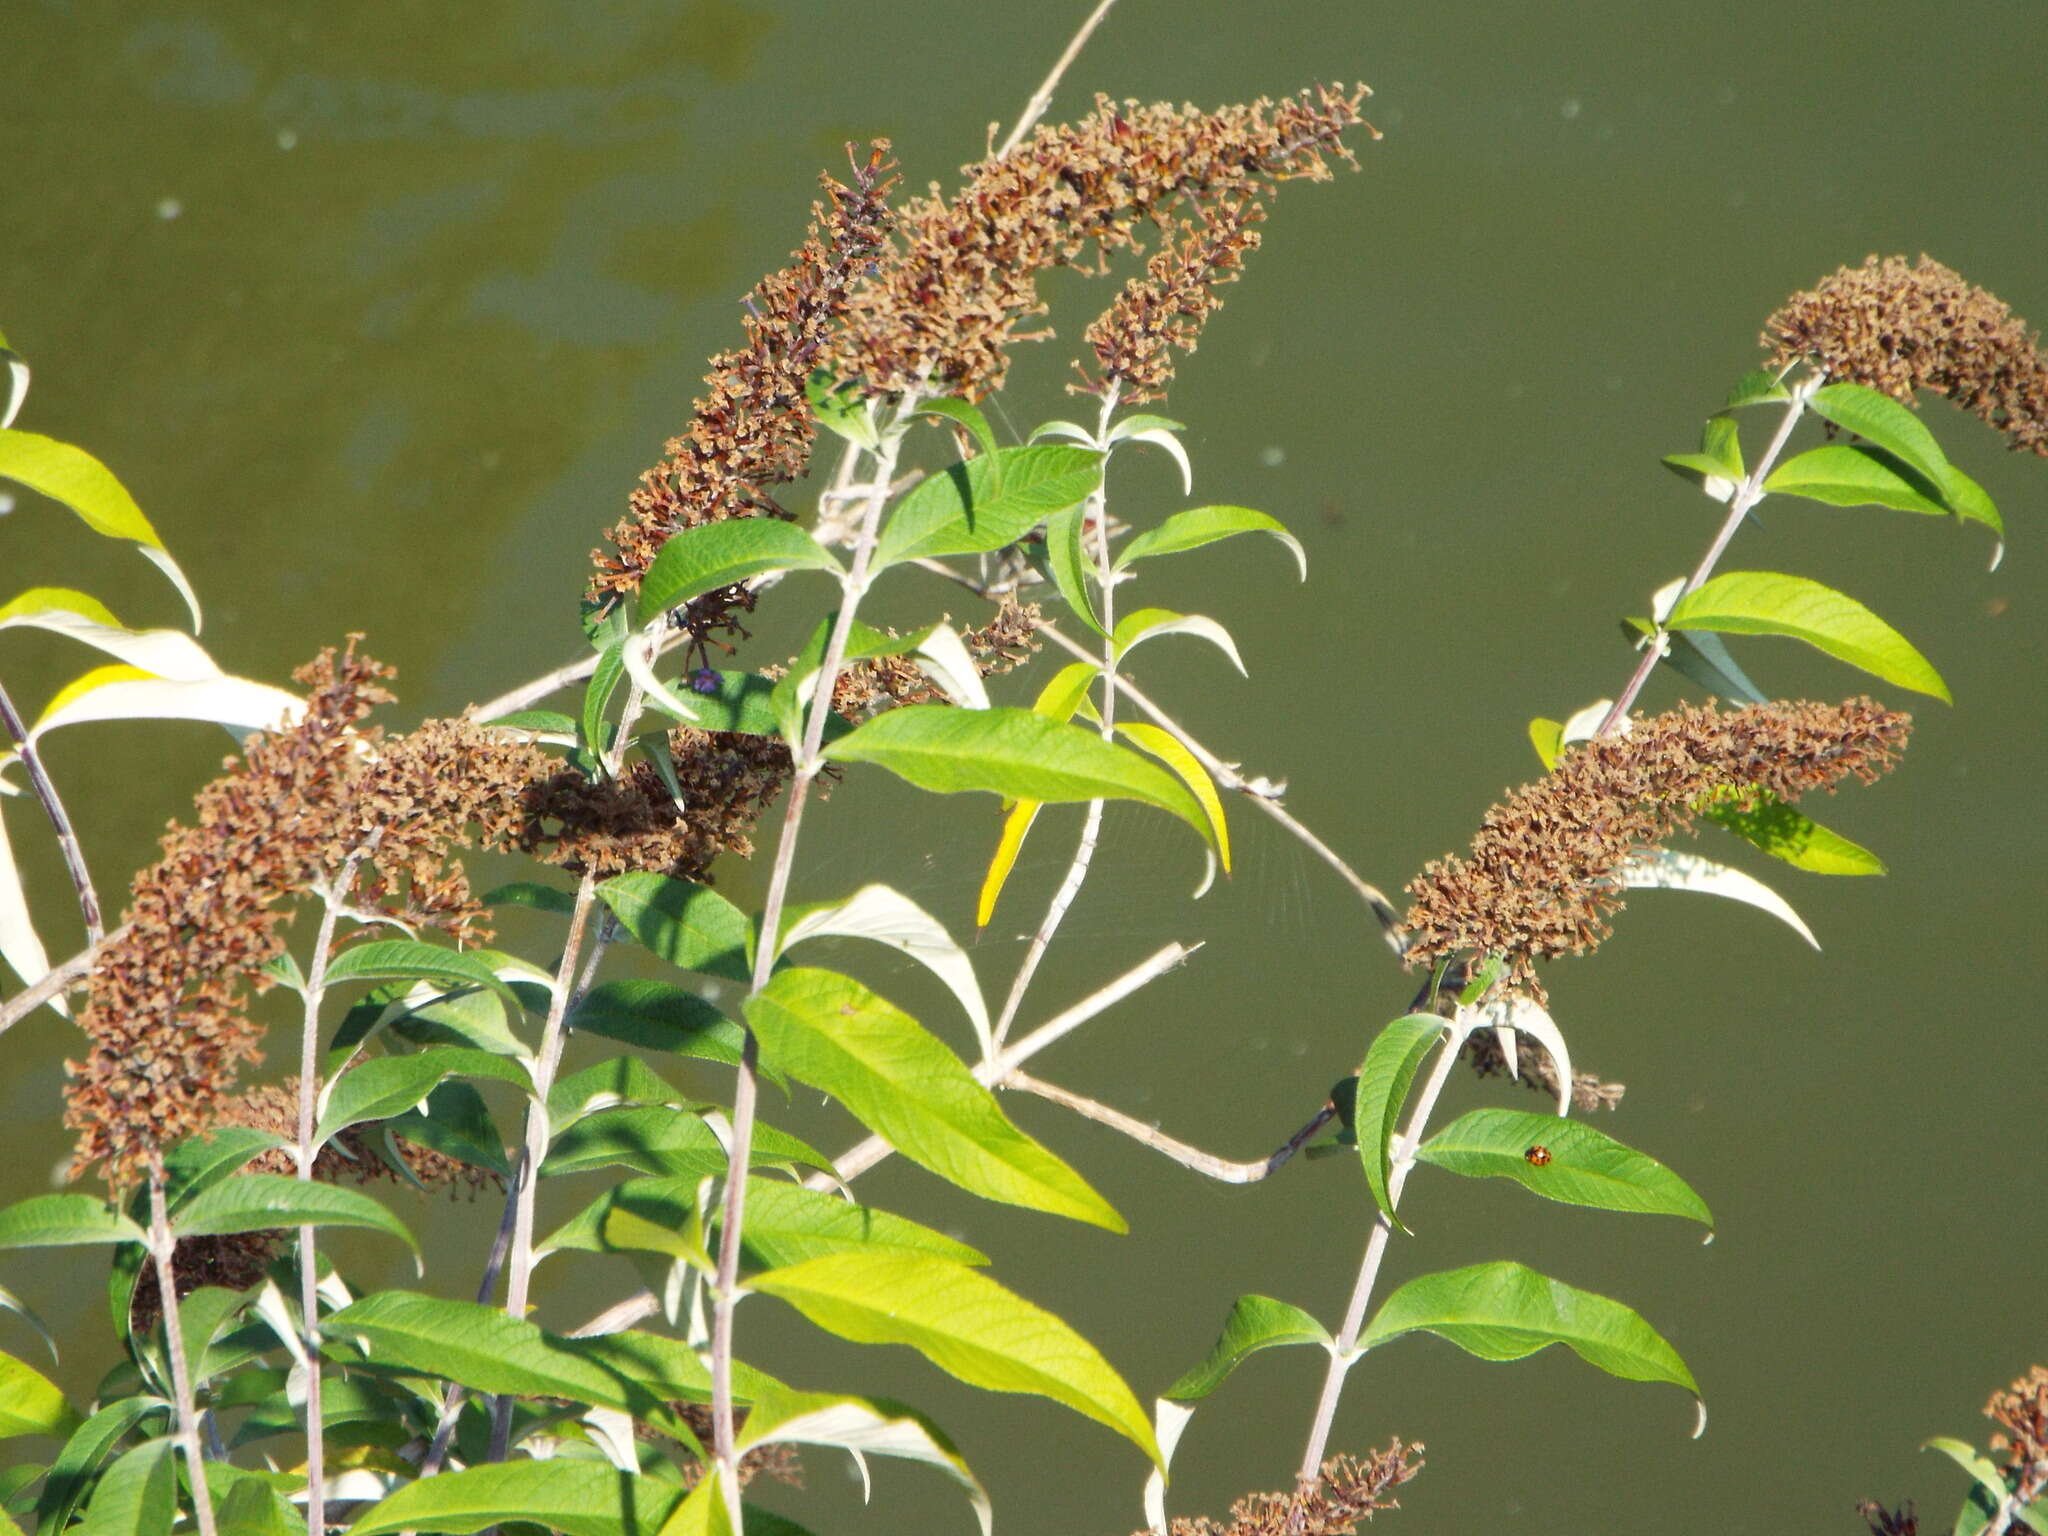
1764,254,2048,456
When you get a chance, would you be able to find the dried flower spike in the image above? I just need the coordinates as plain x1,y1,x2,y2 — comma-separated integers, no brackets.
1764,254,2048,456
1397,700,1912,992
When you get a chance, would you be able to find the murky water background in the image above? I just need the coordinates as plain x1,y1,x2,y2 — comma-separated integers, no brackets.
5,2,2047,1531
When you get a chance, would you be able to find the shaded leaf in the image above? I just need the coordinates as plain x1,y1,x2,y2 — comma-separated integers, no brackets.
807,370,878,452
316,1049,532,1149
1164,1295,1331,1402
567,980,752,1074
917,398,1002,472
636,519,842,626
598,873,752,982
322,940,523,1014
540,1106,831,1182
1361,1260,1699,1401
75,1439,174,1536
1416,1109,1712,1225
1043,502,1103,635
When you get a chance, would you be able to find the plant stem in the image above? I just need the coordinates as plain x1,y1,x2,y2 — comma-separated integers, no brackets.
0,675,103,942
996,0,1121,158
710,404,912,1479
1007,1070,1334,1183
293,869,360,1534
1289,1019,1466,1513
992,391,1121,1050
1595,385,1811,737
148,1168,218,1536
487,865,601,1461
0,921,128,1036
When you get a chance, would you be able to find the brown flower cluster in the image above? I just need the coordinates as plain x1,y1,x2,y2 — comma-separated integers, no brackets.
1141,1442,1422,1536
827,86,1374,400
827,598,1044,716
1397,700,1912,992
1988,1365,2048,1509
590,150,897,604
1856,1501,1918,1536
519,726,793,879
1764,255,2048,456
1076,195,1266,402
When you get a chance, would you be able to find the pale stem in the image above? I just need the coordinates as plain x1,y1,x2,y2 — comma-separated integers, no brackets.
1290,1024,1465,1510
148,1169,219,1536
995,0,1121,158
0,675,103,942
294,863,368,1534
579,941,1199,1338
1596,386,1810,737
991,391,1121,1050
482,864,601,1461
1007,1070,1335,1183
0,921,129,1036
711,406,912,1477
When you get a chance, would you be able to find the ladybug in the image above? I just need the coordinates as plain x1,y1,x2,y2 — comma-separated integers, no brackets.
1523,1145,1552,1167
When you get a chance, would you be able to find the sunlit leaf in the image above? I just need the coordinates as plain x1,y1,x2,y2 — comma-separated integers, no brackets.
1725,368,1791,409
0,1351,76,1440
1701,794,1885,875
975,798,1042,929
0,432,167,555
29,667,301,741
322,940,523,1015
749,1252,1161,1464
1664,571,1949,701
1621,848,1818,950
0,590,214,680
739,1385,991,1536
827,705,1211,846
1360,1260,1700,1402
73,1438,175,1536
315,1049,533,1150
1164,1294,1330,1402
1116,723,1229,876
636,519,843,626
807,370,878,452
540,1105,832,1181
545,1056,689,1129
32,1398,169,1536
1764,443,1952,516
917,398,1002,472
1114,506,1305,580
1416,1109,1712,1226
1044,502,1103,635
1528,717,1564,770
1112,609,1246,677
0,1195,146,1251
777,884,993,1054
0,800,55,1019
748,968,1121,1229
342,1460,685,1536
174,1176,417,1256
874,445,1100,568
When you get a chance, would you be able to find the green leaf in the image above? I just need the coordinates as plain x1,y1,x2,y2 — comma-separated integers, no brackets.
1114,506,1306,580
636,519,843,626
1360,1260,1699,1400
1528,718,1564,771
0,432,165,550
597,873,752,981
546,1056,689,1128
826,705,1212,847
657,670,830,740
540,1106,831,1181
749,1252,1160,1465
1111,608,1246,676
747,968,1122,1230
320,1292,700,1446
31,1398,168,1536
381,1081,513,1178
1701,794,1885,875
1923,1435,2009,1503
1808,383,1953,489
567,980,752,1073
0,1352,77,1440
1415,1109,1712,1226
1043,502,1103,635
738,1385,990,1536
322,940,524,1014
582,640,627,760
0,1195,146,1251
917,398,1003,473
807,370,879,452
1664,571,1949,701
1764,443,1953,516
1354,1014,1447,1230
1164,1295,1331,1402
173,1174,417,1256
0,341,27,431
342,1461,685,1536
1699,413,1745,479
484,708,575,735
316,1049,533,1149
76,1439,175,1536
207,1469,305,1536
874,445,1100,568
1725,368,1791,409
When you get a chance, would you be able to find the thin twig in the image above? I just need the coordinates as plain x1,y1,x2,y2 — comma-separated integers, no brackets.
1596,382,1811,737
0,675,104,941
995,0,1121,159
149,1168,218,1536
573,941,1199,1338
0,922,128,1036
1007,1070,1334,1183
